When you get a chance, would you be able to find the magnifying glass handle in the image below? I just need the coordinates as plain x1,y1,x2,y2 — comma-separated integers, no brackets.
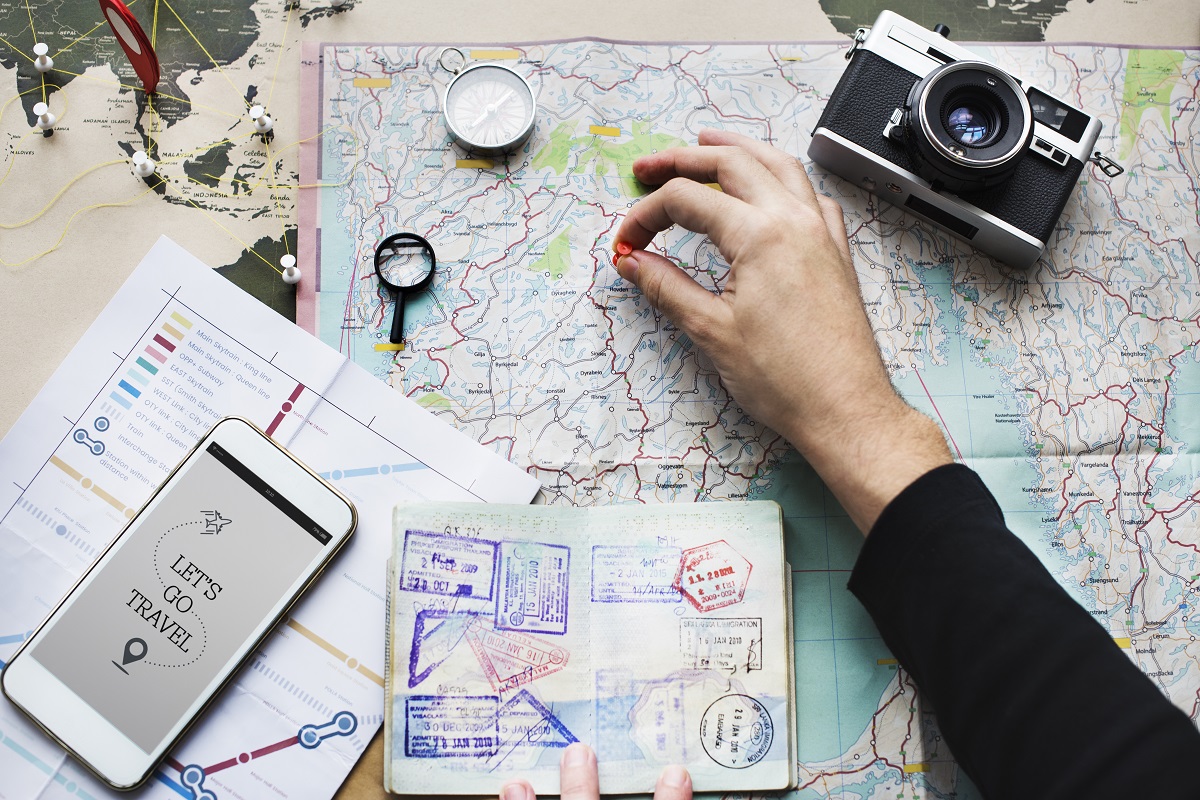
389,291,406,345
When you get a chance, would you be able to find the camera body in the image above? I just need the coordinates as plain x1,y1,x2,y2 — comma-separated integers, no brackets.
809,11,1104,268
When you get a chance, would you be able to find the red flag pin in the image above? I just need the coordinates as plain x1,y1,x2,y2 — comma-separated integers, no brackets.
98,0,160,94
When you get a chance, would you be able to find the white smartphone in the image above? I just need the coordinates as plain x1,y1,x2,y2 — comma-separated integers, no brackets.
1,416,357,790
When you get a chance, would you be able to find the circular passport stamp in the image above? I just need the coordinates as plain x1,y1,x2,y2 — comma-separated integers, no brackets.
699,693,773,769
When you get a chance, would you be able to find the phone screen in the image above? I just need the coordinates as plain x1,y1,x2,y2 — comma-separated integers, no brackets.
29,441,332,754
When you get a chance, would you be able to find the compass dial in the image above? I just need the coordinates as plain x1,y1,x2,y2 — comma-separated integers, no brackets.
444,64,536,157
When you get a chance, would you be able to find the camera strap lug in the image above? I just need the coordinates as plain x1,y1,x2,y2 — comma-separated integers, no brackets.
846,26,869,61
1090,151,1125,177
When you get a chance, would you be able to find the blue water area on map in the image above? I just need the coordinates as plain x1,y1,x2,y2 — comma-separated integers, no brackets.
756,263,1067,783
1156,347,1200,495
892,264,1070,575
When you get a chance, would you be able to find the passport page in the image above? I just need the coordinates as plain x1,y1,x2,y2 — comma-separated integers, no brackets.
384,501,795,795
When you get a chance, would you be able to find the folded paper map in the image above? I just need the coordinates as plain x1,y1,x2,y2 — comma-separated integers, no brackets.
384,501,796,794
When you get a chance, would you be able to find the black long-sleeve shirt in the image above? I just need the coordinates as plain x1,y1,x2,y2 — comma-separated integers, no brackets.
849,463,1200,798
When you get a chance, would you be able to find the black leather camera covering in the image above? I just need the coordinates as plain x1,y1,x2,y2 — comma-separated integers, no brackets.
815,49,1085,245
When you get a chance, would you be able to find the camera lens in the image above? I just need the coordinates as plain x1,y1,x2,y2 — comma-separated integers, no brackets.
946,105,988,144
945,101,995,146
904,61,1032,192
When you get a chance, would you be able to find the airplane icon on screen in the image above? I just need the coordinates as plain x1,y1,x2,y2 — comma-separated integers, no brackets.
201,510,232,535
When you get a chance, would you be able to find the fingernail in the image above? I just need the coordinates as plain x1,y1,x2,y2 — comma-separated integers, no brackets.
500,783,532,800
615,253,639,282
562,742,592,768
660,765,690,789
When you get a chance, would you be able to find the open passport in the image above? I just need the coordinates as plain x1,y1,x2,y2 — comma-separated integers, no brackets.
383,502,796,794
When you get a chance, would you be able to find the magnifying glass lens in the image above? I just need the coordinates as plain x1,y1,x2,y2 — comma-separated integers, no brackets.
377,245,434,288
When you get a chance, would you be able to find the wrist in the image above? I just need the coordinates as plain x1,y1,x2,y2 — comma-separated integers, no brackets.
785,399,953,534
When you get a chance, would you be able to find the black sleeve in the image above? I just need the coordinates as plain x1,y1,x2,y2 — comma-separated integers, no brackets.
848,463,1200,798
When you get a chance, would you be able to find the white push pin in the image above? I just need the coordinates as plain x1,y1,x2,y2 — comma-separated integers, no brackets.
331,0,347,7
33,102,56,131
249,105,273,134
33,43,54,73
280,254,301,284
131,150,156,178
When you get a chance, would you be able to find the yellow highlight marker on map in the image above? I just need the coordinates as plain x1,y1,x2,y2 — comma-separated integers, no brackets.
1113,637,1132,649
456,158,495,169
590,125,622,137
471,49,520,60
353,77,392,89
374,343,406,352
903,764,930,774
781,56,805,61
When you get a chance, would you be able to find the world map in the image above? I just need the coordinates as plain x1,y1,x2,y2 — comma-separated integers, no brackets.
300,40,1200,798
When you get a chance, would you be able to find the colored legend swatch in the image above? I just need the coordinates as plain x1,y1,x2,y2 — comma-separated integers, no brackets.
110,311,192,409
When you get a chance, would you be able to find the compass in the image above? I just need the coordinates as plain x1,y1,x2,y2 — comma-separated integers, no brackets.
439,48,536,157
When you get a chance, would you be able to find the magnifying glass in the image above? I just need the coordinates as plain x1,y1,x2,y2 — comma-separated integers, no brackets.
374,233,436,345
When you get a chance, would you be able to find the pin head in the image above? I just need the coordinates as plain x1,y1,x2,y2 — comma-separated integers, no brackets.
32,102,56,130
121,637,148,666
131,150,156,177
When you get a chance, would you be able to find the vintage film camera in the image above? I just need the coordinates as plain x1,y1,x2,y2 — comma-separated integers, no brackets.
808,11,1122,268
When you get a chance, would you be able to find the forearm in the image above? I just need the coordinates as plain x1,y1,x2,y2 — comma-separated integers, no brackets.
850,464,1200,798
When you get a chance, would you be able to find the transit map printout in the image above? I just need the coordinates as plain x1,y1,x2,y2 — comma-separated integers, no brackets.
300,41,1200,797
0,238,539,800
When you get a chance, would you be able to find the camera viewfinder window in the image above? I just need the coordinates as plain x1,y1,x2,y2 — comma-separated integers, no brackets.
1028,89,1089,142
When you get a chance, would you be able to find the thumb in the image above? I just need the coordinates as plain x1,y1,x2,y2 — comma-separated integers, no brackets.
616,250,727,345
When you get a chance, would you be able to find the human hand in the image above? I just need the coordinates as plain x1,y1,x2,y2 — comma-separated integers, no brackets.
613,129,950,531
499,742,692,800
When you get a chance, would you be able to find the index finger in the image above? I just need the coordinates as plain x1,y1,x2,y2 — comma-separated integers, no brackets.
615,175,752,258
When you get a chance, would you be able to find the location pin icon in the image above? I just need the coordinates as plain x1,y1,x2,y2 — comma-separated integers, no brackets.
122,637,147,666
113,637,148,674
